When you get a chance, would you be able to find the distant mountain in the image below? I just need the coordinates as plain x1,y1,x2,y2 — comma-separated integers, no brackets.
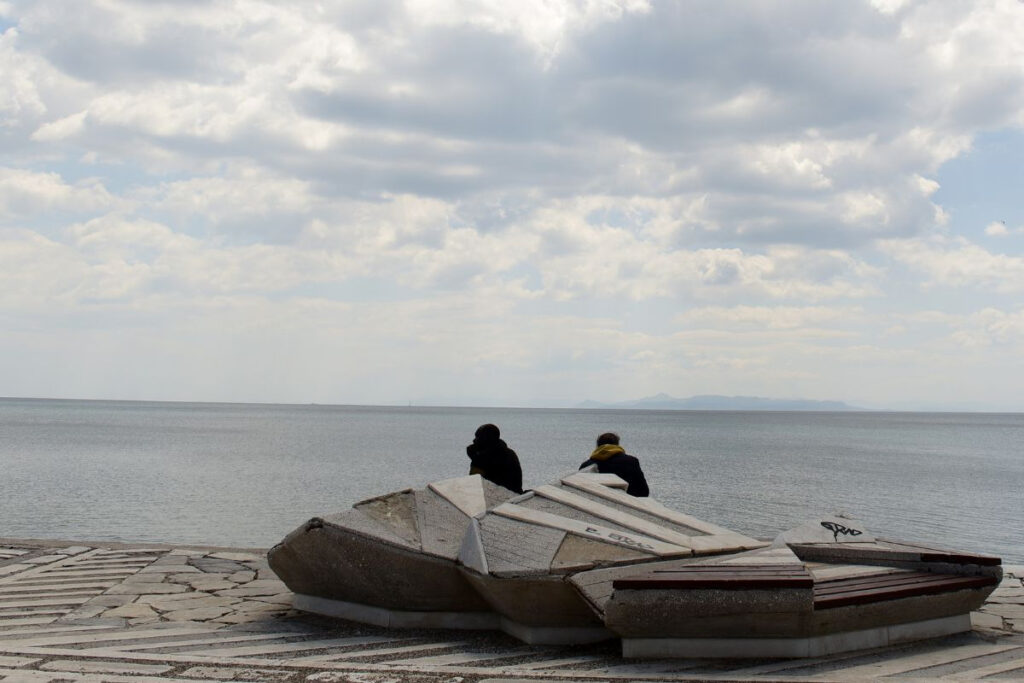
576,393,860,411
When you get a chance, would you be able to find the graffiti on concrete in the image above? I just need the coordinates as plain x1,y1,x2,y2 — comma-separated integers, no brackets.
821,521,863,543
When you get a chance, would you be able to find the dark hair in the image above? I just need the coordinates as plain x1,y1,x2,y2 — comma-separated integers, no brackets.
475,423,500,442
596,432,620,446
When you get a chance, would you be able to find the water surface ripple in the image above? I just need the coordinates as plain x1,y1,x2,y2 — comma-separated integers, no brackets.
1,399,1020,562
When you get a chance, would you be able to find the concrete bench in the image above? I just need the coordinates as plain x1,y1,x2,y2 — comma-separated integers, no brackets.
606,562,1001,658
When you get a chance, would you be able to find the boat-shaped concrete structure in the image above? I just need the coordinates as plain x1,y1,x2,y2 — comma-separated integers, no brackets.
269,470,1001,656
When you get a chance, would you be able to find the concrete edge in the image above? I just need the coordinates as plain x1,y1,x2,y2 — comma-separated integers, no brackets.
622,613,972,659
293,593,616,645
0,536,268,554
499,618,615,645
293,592,500,630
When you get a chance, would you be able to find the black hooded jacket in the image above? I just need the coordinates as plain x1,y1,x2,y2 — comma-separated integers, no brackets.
578,444,649,497
467,433,523,494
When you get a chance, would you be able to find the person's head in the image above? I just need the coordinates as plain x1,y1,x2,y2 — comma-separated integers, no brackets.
475,423,500,443
596,432,620,447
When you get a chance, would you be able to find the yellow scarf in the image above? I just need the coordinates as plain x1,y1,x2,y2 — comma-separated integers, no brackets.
589,444,625,461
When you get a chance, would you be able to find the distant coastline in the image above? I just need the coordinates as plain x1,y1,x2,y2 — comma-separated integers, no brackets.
576,393,862,412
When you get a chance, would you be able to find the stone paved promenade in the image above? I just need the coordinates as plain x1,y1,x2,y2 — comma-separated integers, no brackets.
1,539,1022,682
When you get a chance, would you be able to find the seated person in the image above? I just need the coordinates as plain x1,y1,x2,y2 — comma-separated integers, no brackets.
466,423,524,494
578,432,649,497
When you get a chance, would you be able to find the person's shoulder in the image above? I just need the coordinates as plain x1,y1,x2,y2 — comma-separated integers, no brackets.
621,452,643,467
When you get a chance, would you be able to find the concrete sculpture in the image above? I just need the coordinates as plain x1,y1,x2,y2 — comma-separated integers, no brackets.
269,471,1001,657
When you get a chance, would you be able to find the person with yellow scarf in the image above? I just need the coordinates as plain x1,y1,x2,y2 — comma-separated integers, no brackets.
578,432,649,497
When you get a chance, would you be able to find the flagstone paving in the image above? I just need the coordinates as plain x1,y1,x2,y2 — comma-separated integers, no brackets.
1,539,1022,682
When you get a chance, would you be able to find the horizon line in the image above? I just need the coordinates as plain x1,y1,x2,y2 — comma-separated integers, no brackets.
2,395,1021,415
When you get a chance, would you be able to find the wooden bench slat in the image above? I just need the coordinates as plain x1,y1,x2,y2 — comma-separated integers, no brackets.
624,572,812,581
639,565,809,574
814,574,995,609
815,578,949,597
651,569,811,573
614,564,814,590
614,576,814,590
612,562,997,608
811,569,987,593
651,565,811,573
815,571,989,594
813,572,945,595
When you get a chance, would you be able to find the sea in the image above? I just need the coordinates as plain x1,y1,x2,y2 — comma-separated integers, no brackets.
1,398,1021,563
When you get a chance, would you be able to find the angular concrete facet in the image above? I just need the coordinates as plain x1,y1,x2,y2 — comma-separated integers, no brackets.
429,475,487,518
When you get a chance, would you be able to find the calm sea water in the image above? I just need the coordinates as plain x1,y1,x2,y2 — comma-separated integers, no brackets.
1,398,1021,562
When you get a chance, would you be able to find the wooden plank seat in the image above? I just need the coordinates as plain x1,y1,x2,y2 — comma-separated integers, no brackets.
613,564,813,590
813,571,998,609
605,560,1001,657
613,564,996,609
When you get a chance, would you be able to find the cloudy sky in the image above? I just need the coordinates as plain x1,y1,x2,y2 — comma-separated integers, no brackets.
2,0,1023,411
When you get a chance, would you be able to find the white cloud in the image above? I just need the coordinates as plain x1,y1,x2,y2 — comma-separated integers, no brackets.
4,1,1013,248
869,0,910,15
404,0,651,63
30,110,87,141
143,168,320,228
0,228,88,307
961,307,1024,347
0,27,49,125
537,241,881,302
3,0,1024,408
986,221,1009,236
676,305,864,331
900,306,1024,350
881,235,1024,293
985,220,1024,236
64,215,367,297
0,167,115,217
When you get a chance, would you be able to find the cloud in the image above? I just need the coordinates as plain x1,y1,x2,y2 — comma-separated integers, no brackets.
0,26,55,129
946,308,1024,349
405,0,651,64
985,221,1009,236
676,305,865,331
3,0,1024,408
536,238,881,302
7,0,1015,241
0,228,88,307
30,110,87,141
984,220,1024,236
0,167,116,218
881,235,1024,293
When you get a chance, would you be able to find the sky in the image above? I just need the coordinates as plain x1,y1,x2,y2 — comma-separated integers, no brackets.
2,0,1023,411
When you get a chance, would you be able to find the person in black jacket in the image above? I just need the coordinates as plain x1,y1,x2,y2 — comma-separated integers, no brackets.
578,432,649,497
466,423,523,494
